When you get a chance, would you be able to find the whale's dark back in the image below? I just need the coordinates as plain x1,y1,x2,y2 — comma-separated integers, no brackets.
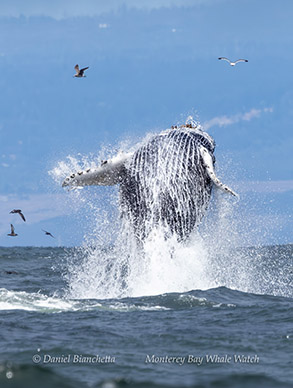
119,129,215,241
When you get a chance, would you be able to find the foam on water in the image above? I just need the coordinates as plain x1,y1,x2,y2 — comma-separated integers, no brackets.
0,288,167,313
0,288,92,312
49,126,290,300
0,287,241,313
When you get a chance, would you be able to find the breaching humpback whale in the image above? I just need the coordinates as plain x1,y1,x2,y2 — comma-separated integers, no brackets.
62,125,237,241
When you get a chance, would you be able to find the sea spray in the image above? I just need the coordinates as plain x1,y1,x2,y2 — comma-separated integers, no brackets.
49,140,233,299
49,132,290,299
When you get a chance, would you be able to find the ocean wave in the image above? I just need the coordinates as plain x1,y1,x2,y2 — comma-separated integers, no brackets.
0,286,291,314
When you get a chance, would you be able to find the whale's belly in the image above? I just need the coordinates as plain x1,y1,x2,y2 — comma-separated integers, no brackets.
119,130,214,241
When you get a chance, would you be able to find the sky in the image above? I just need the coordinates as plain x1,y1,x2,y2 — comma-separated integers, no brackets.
0,0,292,246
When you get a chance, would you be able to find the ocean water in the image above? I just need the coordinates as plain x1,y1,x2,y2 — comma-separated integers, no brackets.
1,127,292,387
0,244,292,388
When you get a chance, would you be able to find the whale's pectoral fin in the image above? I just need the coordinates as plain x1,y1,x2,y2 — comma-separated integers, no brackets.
199,146,239,198
62,152,133,188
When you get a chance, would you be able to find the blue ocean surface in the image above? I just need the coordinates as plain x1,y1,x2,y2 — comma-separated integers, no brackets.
0,245,292,388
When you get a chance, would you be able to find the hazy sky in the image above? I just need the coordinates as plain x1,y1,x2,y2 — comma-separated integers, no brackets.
0,0,292,246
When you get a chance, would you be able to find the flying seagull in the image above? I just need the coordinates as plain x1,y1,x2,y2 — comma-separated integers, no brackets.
218,57,248,66
74,64,89,77
10,209,26,222
7,224,18,237
42,229,55,238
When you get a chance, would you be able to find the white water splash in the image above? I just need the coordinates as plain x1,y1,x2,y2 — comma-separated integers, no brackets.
49,130,243,300
49,129,289,300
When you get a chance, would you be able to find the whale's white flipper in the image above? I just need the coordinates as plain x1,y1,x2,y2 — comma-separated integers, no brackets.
62,152,133,188
199,146,238,198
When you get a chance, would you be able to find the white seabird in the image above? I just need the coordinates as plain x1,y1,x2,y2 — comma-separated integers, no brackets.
7,224,18,237
218,57,248,66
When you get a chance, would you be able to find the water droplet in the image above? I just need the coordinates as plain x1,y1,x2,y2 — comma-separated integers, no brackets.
6,371,13,379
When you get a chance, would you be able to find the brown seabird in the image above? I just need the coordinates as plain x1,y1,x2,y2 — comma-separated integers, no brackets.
42,229,55,238
10,209,26,222
74,64,89,77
